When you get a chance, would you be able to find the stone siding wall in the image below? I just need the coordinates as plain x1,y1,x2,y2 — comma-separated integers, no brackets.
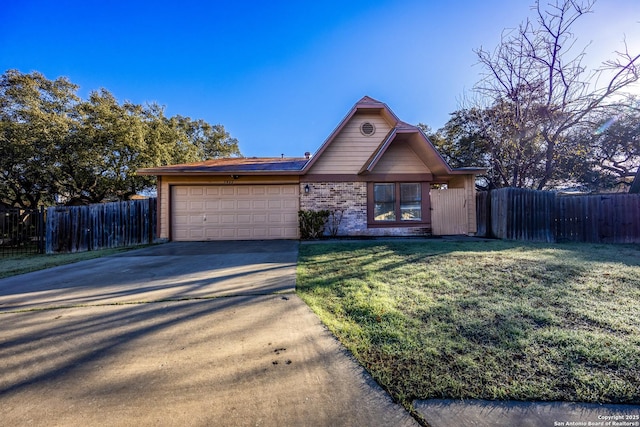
299,182,431,237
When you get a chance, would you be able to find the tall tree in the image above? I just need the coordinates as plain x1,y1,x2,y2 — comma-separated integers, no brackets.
470,0,639,190
0,69,79,208
567,101,640,191
0,69,242,207
173,116,240,160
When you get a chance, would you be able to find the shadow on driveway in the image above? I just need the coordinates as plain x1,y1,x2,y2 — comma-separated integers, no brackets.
0,241,299,312
0,241,417,427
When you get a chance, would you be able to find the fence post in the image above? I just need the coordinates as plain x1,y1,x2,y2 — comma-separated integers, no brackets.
38,205,45,254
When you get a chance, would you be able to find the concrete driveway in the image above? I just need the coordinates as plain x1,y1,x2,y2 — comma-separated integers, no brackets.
0,241,417,427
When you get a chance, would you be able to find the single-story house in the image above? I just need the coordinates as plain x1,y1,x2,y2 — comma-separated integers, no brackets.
137,96,484,241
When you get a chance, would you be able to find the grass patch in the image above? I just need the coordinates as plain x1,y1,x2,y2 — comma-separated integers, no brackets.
0,246,142,279
296,240,640,407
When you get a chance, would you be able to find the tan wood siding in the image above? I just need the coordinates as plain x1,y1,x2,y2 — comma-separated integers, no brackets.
431,188,468,235
448,175,477,234
465,175,477,234
171,185,299,241
371,142,431,174
308,112,392,174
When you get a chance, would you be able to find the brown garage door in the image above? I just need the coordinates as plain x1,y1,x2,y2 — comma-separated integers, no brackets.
171,185,299,241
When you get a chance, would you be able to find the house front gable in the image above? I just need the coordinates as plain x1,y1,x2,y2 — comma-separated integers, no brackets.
367,140,432,176
304,110,393,176
138,96,484,240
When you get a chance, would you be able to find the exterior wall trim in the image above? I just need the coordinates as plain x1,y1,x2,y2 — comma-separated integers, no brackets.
302,173,433,182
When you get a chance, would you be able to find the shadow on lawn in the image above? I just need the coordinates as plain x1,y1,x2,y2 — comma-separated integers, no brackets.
297,238,640,404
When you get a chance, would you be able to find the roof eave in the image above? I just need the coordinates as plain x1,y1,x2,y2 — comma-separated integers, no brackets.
136,169,304,176
449,167,486,175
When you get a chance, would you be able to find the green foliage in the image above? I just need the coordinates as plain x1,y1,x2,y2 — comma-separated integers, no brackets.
426,95,640,192
569,103,640,191
297,241,640,406
0,69,241,207
298,209,330,239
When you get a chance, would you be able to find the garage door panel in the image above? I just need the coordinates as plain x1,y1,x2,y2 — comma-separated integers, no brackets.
268,213,282,222
174,214,188,225
269,229,283,238
284,227,298,238
204,200,220,209
282,186,296,195
237,214,251,224
220,228,237,240
252,228,267,237
220,214,236,224
172,185,299,241
205,214,220,224
188,201,204,211
204,228,221,239
188,215,202,225
283,212,297,222
174,200,188,210
235,229,248,238
220,200,235,210
252,200,267,209
173,230,188,240
237,200,251,209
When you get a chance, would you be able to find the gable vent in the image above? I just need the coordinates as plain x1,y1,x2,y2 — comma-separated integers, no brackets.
360,121,376,136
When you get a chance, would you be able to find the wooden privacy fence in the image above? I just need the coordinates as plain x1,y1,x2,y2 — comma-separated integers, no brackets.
46,198,157,254
477,188,640,243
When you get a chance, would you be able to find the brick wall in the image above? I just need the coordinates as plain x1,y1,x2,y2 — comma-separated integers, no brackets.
299,182,431,237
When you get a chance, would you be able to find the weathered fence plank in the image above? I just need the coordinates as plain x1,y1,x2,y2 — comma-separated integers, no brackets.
46,198,157,254
476,189,640,243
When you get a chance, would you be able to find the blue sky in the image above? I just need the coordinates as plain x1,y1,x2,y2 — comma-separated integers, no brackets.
2,0,639,158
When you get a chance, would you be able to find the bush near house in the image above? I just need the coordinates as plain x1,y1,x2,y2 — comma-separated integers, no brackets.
298,210,330,239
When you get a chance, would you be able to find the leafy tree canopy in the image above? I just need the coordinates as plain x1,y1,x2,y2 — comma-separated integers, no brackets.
0,69,241,207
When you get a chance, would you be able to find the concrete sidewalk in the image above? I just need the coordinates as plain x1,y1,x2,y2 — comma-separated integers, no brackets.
0,241,417,427
414,399,640,427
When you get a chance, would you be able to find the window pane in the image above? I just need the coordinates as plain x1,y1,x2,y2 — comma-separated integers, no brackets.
374,183,395,202
400,183,421,221
374,183,396,221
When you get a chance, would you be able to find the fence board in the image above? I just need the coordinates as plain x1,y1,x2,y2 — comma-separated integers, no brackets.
477,189,640,244
46,198,157,254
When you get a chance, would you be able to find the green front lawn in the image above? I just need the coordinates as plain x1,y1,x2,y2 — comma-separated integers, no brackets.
296,240,640,408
